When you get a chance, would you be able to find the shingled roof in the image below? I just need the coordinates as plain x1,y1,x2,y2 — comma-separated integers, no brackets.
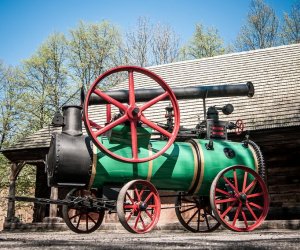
2,44,300,153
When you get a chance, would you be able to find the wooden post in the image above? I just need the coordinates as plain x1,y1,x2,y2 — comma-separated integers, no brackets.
49,187,58,217
5,162,24,224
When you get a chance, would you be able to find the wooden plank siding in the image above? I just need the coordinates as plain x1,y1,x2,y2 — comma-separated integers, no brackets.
229,126,300,219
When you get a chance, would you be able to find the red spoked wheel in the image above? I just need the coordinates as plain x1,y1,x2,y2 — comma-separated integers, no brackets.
83,66,180,163
175,194,220,232
210,165,269,232
62,189,105,234
117,180,161,234
235,119,245,135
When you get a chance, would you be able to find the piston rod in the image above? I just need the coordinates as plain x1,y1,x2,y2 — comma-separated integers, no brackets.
88,82,254,105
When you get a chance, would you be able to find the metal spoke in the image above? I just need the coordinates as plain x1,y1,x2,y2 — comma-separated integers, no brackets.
126,211,133,222
247,192,264,198
134,187,141,202
197,210,200,231
216,188,230,196
222,176,239,194
88,119,102,130
69,212,81,220
204,209,210,230
144,192,154,203
86,213,89,231
94,115,128,137
249,202,263,210
186,210,198,225
232,203,242,226
128,70,135,106
140,92,169,112
221,201,237,219
87,213,97,225
233,169,238,190
134,211,141,229
124,204,135,209
140,215,146,230
76,214,82,229
94,89,127,111
241,210,249,229
215,197,237,204
180,205,197,214
244,179,257,194
246,203,258,221
126,192,135,204
140,115,172,138
130,120,138,159
242,171,248,192
145,210,153,220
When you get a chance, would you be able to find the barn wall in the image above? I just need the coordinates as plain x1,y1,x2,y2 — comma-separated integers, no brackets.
232,126,300,219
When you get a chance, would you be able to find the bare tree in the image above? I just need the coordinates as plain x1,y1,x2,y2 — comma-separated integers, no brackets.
151,23,180,65
180,24,225,60
281,2,300,44
235,0,279,51
123,17,153,67
68,21,121,88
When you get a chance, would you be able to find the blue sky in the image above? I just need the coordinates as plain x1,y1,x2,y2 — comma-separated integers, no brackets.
0,0,297,66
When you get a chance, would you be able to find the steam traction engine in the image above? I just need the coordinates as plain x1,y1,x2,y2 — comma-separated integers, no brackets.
46,66,269,234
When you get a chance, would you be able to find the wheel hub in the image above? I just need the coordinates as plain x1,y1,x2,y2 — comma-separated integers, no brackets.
127,106,141,119
139,201,148,211
239,193,247,204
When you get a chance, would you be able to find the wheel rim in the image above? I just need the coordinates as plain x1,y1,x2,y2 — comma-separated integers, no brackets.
62,189,105,234
210,165,269,232
117,180,161,233
175,194,220,233
83,65,180,163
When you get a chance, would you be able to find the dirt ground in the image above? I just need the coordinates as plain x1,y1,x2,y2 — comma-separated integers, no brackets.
0,229,299,250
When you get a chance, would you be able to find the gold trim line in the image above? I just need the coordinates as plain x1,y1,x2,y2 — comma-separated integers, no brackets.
194,141,205,194
147,144,153,181
88,144,97,189
188,143,198,192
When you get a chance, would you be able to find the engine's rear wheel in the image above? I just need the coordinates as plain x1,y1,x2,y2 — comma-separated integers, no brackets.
210,165,269,232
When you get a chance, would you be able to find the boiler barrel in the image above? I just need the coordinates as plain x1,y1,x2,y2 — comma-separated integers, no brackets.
88,82,254,105
90,138,258,195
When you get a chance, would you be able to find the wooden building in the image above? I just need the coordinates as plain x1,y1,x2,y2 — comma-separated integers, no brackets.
1,44,300,229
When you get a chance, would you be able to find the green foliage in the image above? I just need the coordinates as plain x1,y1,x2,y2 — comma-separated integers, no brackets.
21,33,70,131
235,0,279,51
15,165,36,197
0,63,26,149
180,24,225,60
0,154,9,190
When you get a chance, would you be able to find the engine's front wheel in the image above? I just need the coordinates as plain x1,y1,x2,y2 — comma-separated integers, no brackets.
62,188,105,234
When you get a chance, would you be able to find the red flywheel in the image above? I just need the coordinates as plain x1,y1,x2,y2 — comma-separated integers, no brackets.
83,66,180,163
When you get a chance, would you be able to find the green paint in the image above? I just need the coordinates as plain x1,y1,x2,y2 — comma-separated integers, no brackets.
91,125,257,194
195,139,256,195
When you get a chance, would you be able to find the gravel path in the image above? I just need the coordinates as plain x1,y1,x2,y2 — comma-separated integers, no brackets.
0,229,299,249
